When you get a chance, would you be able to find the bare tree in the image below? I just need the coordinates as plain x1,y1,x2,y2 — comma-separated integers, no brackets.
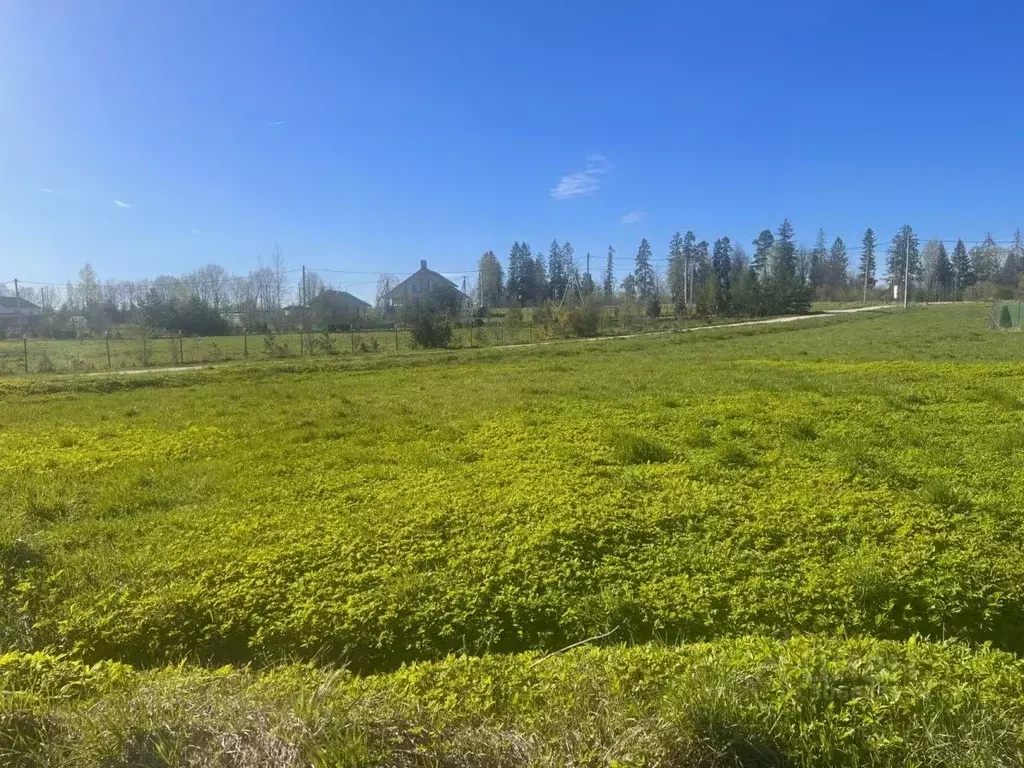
375,273,399,311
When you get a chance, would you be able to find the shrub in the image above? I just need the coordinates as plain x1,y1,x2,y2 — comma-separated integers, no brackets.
1000,305,1013,328
410,313,453,349
561,296,602,338
646,296,662,319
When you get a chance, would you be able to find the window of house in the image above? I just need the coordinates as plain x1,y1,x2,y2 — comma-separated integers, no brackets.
411,280,420,293
429,280,436,292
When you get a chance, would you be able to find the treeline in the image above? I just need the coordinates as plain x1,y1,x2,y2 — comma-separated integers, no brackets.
476,221,1024,318
5,249,327,337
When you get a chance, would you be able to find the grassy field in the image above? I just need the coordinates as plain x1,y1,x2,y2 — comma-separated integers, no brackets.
3,303,1024,765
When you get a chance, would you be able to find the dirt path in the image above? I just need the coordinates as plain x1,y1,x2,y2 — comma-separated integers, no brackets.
86,305,895,377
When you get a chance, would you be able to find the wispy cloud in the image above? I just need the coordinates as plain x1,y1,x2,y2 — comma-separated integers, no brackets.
113,199,132,208
191,228,202,235
550,153,613,199
40,187,55,194
267,120,285,126
621,211,646,225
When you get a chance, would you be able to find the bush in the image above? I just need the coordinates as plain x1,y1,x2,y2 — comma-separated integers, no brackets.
410,313,453,348
561,296,602,337
646,296,662,319
1000,305,1014,328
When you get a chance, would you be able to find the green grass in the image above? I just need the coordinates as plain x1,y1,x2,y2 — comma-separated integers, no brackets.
3,303,1024,764
6,637,1024,767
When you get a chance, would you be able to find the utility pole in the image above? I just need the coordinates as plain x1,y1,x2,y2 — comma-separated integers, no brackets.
586,252,590,283
862,257,869,304
13,278,22,338
301,265,307,355
903,233,910,310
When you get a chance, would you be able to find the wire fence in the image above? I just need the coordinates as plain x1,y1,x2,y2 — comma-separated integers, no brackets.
989,300,1024,330
0,313,692,376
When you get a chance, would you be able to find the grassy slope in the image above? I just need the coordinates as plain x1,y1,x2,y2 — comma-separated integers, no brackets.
5,637,1024,767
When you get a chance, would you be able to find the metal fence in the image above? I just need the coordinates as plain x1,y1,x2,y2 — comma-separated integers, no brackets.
0,314,680,376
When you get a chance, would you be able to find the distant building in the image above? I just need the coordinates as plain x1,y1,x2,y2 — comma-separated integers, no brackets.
0,296,43,330
309,289,372,328
381,260,465,311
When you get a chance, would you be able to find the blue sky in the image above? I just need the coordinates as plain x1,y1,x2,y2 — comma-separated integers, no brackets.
2,0,1023,300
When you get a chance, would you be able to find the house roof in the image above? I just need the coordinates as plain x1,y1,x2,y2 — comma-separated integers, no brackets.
319,289,372,308
382,260,463,300
0,296,41,310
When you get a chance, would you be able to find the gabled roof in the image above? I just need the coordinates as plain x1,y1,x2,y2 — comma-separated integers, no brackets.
319,289,372,308
382,260,463,300
0,296,41,310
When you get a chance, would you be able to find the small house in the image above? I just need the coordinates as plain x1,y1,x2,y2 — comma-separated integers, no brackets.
381,260,464,311
0,296,43,330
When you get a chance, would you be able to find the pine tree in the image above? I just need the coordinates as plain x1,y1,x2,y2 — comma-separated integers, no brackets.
603,247,615,298
827,237,848,293
951,239,974,299
506,242,523,305
667,232,686,309
562,241,578,298
634,238,656,301
970,233,1003,284
810,228,828,292
934,242,953,299
999,228,1023,289
887,225,921,300
711,237,733,313
691,240,710,305
531,252,548,305
859,228,877,302
752,229,774,276
547,240,565,302
476,251,504,309
682,231,697,303
766,218,809,314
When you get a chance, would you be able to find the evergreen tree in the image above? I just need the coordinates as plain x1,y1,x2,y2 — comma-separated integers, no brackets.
711,237,733,313
581,268,596,296
934,242,953,298
752,229,774,276
810,228,828,291
970,233,1003,284
548,239,565,302
562,241,579,288
519,243,537,304
827,237,848,292
531,252,548,305
667,232,686,307
506,242,523,305
766,218,809,314
859,228,877,302
603,246,615,298
476,250,504,309
951,238,974,299
999,228,1023,289
682,230,697,303
694,259,716,319
621,274,636,298
887,225,921,300
634,238,657,301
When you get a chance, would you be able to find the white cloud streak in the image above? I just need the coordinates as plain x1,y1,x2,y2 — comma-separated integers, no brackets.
268,120,285,126
550,153,613,199
621,211,646,225
113,199,132,208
